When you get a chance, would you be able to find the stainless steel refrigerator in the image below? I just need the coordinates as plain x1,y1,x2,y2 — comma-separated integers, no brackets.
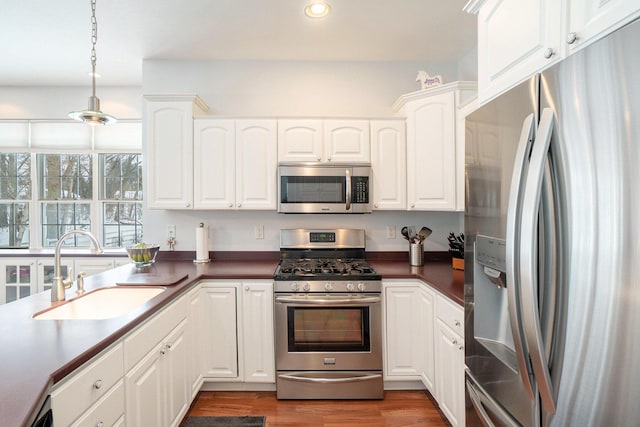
464,17,640,427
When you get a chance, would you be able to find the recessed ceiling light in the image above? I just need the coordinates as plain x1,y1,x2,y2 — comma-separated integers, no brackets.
305,2,331,18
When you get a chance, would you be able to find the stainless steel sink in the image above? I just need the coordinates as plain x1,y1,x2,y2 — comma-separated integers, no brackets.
33,286,165,320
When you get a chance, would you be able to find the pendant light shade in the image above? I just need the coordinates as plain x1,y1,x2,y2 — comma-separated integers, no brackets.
69,0,116,125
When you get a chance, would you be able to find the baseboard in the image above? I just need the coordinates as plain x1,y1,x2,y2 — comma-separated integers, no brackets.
383,380,425,390
200,382,277,392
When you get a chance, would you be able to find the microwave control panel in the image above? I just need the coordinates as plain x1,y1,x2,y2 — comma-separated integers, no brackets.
352,177,369,203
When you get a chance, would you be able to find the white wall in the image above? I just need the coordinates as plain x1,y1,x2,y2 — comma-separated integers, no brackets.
0,86,142,119
141,59,466,253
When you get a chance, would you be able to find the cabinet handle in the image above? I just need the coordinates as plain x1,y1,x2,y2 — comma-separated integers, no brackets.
543,48,555,59
93,379,103,389
567,32,578,44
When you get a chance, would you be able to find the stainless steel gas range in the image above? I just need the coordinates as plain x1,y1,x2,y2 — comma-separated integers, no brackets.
274,229,383,400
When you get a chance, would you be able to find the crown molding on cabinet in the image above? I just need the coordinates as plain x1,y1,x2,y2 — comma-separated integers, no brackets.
143,94,210,113
463,0,486,14
391,81,478,113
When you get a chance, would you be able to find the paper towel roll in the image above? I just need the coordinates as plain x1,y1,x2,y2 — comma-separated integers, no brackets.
195,224,209,261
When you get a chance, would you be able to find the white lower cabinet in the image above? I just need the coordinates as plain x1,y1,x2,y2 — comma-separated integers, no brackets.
200,280,275,384
435,294,465,427
384,280,464,427
124,293,189,427
187,284,204,399
51,342,125,427
383,282,434,390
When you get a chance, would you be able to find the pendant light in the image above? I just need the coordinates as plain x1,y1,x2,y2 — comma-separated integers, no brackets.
69,0,116,125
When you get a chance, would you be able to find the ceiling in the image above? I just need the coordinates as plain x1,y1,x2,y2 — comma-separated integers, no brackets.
0,0,476,86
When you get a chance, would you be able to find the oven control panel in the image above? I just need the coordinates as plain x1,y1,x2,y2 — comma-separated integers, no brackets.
309,232,336,243
275,280,382,293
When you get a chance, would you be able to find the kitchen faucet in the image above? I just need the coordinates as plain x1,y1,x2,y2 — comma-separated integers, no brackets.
51,230,103,302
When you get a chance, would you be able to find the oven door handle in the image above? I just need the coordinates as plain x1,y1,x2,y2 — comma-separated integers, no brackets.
275,296,381,305
278,373,382,384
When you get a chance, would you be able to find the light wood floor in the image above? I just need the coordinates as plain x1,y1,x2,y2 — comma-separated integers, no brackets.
184,390,450,426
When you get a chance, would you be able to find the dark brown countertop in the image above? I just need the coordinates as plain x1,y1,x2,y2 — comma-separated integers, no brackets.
1,254,463,427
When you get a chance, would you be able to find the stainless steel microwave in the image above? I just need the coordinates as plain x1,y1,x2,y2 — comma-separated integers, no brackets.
278,163,372,213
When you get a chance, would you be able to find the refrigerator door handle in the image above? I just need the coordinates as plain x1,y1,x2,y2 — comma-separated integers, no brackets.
519,107,557,414
466,370,520,427
505,113,536,399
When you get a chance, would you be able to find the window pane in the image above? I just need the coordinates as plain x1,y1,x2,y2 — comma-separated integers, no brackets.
99,153,142,201
38,153,92,200
0,153,31,200
103,202,143,248
0,203,29,248
41,202,91,247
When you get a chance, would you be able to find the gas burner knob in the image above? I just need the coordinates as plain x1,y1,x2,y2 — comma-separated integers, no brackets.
357,282,366,292
290,282,300,292
324,282,334,291
346,282,355,292
303,282,311,292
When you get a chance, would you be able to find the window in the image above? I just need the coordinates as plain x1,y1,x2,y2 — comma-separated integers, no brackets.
0,119,142,249
0,153,31,248
100,153,143,248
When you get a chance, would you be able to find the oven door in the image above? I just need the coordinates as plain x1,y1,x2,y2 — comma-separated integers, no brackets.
274,293,382,371
278,164,372,213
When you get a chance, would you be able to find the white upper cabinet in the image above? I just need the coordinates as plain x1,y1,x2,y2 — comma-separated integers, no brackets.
277,119,323,162
567,0,640,54
278,119,370,163
395,82,476,211
323,120,370,163
467,0,640,104
473,0,563,103
144,95,208,209
193,119,236,210
370,120,407,210
235,120,278,210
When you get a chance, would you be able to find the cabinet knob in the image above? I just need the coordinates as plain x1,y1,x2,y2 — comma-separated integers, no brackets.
454,320,461,327
245,286,250,291
160,348,166,355
543,48,555,59
93,379,103,389
166,342,172,350
458,345,464,351
410,204,415,209
567,32,578,44
327,157,331,162
228,203,233,208
451,338,458,345
186,203,191,208
96,422,104,427
237,203,242,208
374,203,379,208
316,156,321,161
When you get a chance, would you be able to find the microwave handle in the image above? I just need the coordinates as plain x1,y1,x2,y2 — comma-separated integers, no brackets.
345,169,352,211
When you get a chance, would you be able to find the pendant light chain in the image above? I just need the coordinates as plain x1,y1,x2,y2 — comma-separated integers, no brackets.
90,0,98,97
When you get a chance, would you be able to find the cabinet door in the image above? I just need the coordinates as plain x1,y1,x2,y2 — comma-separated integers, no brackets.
240,282,275,383
477,0,562,103
418,287,435,393
370,120,407,210
324,120,370,163
406,91,456,210
187,285,203,399
568,0,640,54
125,341,165,427
145,100,195,209
278,119,323,162
0,259,35,304
235,120,277,210
194,119,236,209
385,284,433,380
164,319,190,427
435,319,465,427
201,285,239,378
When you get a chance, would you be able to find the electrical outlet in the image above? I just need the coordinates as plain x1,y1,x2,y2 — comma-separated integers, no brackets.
386,225,396,239
167,225,176,239
254,225,264,240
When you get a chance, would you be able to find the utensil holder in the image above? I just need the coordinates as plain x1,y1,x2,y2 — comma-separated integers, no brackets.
409,242,424,266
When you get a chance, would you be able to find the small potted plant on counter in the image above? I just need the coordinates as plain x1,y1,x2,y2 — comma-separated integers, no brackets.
448,232,464,270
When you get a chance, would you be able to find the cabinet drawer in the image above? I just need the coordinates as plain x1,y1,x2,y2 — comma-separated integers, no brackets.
51,343,124,427
436,295,464,336
71,380,125,427
124,295,187,371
